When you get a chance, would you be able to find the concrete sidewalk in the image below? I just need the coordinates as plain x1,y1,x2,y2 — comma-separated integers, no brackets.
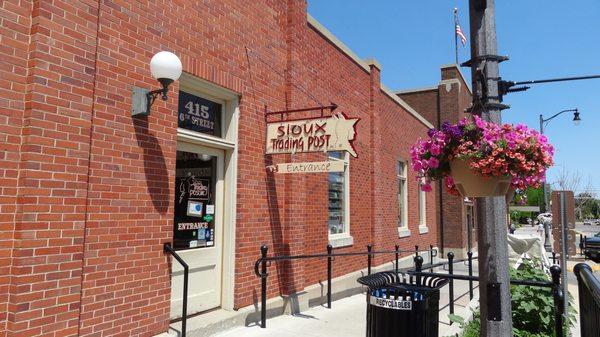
212,263,479,337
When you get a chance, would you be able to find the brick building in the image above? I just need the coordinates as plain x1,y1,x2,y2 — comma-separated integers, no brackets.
397,65,478,258
1,1,440,336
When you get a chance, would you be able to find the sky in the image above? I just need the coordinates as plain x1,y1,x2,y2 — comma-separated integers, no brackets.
308,1,600,195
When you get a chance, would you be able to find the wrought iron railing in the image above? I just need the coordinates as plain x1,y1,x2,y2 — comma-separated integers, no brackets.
164,243,189,337
410,255,565,337
574,263,600,337
253,243,437,328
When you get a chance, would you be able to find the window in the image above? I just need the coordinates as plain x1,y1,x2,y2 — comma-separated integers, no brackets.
397,161,408,228
397,161,411,237
328,151,351,246
418,182,428,233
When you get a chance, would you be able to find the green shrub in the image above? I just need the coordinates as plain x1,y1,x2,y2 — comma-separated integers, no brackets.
451,259,575,337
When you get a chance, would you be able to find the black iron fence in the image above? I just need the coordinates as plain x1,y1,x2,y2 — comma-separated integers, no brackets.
409,255,566,337
253,243,437,328
418,251,476,317
253,245,566,336
574,263,600,337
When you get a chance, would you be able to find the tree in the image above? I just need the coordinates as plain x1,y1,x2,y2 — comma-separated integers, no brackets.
551,168,596,220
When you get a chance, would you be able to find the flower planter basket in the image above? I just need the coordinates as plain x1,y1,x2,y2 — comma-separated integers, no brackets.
449,159,511,197
410,117,554,197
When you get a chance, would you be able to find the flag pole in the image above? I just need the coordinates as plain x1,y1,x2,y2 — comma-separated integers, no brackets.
454,8,458,64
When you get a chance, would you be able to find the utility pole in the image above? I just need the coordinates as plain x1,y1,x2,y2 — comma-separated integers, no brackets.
465,1,513,336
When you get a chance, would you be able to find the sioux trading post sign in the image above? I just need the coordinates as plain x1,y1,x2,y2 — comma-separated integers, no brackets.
265,113,359,157
178,90,221,137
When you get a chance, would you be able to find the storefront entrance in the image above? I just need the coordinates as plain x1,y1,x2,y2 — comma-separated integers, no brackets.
170,142,225,317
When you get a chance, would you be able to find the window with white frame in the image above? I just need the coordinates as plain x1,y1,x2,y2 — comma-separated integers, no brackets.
418,182,427,229
328,151,349,237
397,161,408,228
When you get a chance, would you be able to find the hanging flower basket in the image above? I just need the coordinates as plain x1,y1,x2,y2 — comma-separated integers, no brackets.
449,159,511,197
410,116,554,198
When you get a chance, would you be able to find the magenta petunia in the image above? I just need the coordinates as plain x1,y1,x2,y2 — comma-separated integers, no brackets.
409,116,554,195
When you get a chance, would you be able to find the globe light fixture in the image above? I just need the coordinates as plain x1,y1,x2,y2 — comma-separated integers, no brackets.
131,51,182,116
573,110,581,126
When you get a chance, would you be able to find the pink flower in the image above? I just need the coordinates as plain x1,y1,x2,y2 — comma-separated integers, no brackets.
421,183,432,192
428,157,439,169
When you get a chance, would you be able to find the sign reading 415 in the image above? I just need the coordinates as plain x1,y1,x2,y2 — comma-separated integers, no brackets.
178,91,222,137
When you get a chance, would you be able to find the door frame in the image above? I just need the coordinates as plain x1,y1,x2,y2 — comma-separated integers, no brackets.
176,73,239,311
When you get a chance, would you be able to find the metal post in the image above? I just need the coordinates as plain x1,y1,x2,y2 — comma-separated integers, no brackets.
430,244,434,267
579,234,584,256
164,243,188,337
539,115,547,212
448,252,455,317
559,192,568,315
467,251,474,300
539,115,552,252
182,261,188,336
414,255,423,286
395,244,399,274
550,265,564,337
415,245,419,257
367,244,372,275
260,245,268,328
327,244,332,309
468,1,513,334
552,251,557,265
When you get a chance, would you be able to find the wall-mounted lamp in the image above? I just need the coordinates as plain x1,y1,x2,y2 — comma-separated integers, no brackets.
132,51,182,116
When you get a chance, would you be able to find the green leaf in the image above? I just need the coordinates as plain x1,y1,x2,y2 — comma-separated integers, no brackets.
448,313,465,325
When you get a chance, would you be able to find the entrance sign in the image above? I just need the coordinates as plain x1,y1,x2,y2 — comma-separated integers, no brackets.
265,113,359,157
266,161,345,174
178,90,222,137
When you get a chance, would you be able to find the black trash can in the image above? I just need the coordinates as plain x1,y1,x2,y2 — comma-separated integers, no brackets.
357,271,448,337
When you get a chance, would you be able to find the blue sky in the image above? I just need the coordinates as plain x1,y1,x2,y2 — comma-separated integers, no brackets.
308,1,600,194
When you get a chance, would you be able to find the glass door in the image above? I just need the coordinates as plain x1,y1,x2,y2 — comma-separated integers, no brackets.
170,142,224,318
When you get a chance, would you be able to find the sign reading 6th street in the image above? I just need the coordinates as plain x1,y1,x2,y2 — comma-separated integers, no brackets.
178,91,222,137
265,113,360,157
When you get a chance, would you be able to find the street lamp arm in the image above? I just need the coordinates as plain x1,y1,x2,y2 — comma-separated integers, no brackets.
542,108,578,125
514,74,600,86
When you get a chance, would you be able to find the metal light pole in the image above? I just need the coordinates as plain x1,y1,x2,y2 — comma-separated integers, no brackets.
466,1,513,336
539,109,581,251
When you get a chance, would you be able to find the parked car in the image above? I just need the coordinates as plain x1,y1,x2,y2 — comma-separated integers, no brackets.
583,235,600,263
584,220,592,225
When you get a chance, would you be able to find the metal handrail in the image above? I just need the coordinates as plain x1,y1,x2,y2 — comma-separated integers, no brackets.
254,243,437,328
574,263,600,337
164,243,189,337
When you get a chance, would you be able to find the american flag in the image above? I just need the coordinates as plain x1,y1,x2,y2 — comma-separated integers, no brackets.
455,23,467,46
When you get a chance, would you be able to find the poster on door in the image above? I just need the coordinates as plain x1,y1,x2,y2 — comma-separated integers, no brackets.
173,150,217,250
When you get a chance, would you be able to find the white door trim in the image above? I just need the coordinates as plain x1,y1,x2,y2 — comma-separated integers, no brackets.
175,75,238,312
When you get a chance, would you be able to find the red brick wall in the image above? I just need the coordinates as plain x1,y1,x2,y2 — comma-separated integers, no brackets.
398,90,438,128
2,1,437,336
398,65,477,255
372,87,438,259
2,1,99,336
0,1,33,335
